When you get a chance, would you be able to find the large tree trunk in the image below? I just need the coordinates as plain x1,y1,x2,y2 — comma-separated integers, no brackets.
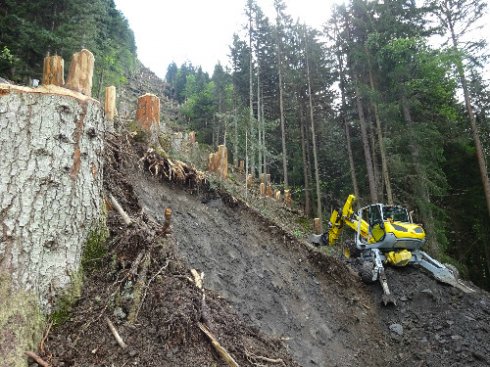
276,12,289,187
0,84,104,366
353,73,378,203
299,103,311,216
304,31,322,220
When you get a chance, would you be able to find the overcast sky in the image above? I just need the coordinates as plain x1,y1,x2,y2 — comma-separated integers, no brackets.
114,0,341,77
114,0,490,79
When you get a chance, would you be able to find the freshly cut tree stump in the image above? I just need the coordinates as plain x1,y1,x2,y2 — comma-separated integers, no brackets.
0,83,104,366
65,49,95,96
266,184,273,197
189,131,196,144
105,85,116,122
274,190,281,201
136,93,160,130
260,182,266,196
284,189,292,208
207,145,228,179
42,54,64,86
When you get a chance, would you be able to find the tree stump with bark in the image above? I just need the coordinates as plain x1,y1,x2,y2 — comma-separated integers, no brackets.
42,54,64,86
207,145,228,179
136,93,160,130
0,83,104,367
284,189,292,208
65,49,95,97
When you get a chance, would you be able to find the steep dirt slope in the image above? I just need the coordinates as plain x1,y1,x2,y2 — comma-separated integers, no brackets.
130,171,393,367
41,134,490,367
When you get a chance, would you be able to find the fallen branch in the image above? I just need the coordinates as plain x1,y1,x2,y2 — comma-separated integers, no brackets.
198,322,239,367
105,317,128,349
252,355,285,365
25,351,50,367
245,347,286,366
109,194,132,225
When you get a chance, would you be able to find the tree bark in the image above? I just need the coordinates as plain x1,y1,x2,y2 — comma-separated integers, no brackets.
0,84,104,365
353,73,378,203
276,11,288,188
304,29,322,220
299,104,311,216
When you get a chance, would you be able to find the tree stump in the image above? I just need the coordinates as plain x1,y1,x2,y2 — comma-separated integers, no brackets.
136,93,160,131
284,189,292,208
0,83,104,366
42,54,64,86
208,153,216,172
260,182,266,196
266,183,273,197
65,49,95,97
238,160,245,174
105,85,116,123
266,174,271,185
275,190,281,201
216,145,228,179
207,145,228,179
189,131,196,144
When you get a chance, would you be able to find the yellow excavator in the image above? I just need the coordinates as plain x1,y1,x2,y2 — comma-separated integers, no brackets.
310,194,474,305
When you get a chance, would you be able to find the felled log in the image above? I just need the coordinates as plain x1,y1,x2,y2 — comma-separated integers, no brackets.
42,54,64,86
65,49,94,96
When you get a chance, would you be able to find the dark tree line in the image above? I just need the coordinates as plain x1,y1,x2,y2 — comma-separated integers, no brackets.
0,0,137,95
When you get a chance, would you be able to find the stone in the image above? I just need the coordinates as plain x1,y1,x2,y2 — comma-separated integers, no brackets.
389,323,404,336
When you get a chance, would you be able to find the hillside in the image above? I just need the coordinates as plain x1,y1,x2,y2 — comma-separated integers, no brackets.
34,70,490,367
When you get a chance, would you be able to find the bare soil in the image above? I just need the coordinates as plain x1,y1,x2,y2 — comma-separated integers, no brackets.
40,134,490,367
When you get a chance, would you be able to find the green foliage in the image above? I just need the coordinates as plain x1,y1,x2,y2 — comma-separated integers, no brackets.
0,0,136,89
